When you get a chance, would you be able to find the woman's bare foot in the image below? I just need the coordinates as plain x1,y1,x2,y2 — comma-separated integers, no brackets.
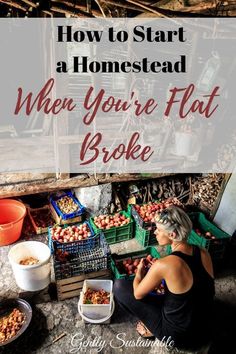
136,321,155,338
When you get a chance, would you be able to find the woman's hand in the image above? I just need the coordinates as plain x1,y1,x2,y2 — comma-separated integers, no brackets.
133,258,164,300
136,258,146,280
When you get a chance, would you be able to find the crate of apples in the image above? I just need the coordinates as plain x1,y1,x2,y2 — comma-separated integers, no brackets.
195,228,216,240
116,254,158,277
49,221,100,254
93,212,130,230
50,223,92,243
132,198,183,228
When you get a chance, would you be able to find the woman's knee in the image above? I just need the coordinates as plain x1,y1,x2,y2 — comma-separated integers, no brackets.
113,279,133,302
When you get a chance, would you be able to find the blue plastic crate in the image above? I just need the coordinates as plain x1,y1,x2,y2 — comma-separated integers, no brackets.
53,233,111,280
50,191,85,220
48,221,98,254
149,279,166,297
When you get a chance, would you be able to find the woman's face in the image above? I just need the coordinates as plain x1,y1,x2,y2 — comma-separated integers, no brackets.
154,224,171,245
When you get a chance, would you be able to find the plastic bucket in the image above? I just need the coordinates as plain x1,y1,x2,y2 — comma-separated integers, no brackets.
78,299,115,324
0,199,26,246
79,280,113,319
8,241,51,291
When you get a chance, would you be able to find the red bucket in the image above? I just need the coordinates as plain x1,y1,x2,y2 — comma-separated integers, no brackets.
0,199,26,246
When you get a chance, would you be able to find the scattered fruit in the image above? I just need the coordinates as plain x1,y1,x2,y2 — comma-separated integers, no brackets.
51,223,92,243
94,213,130,230
83,288,110,304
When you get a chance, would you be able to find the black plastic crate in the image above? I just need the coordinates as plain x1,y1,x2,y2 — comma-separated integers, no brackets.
130,204,155,230
188,212,231,260
53,233,111,280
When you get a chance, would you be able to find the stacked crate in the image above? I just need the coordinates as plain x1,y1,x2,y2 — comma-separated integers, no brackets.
49,191,85,225
188,212,231,261
130,205,157,247
90,211,134,245
49,228,111,300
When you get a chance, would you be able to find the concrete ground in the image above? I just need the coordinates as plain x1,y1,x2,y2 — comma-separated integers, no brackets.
0,236,236,354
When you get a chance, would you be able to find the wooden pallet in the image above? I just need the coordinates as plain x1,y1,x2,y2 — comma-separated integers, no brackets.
56,269,112,300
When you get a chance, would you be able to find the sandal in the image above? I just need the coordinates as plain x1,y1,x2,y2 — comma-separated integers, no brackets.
136,321,155,340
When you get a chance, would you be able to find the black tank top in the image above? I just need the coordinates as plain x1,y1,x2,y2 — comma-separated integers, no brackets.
161,245,215,349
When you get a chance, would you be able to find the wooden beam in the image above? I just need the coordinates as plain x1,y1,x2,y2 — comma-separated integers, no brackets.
0,0,27,11
20,0,37,8
51,3,95,17
127,0,170,17
51,0,100,17
103,0,142,12
95,0,111,17
0,173,176,198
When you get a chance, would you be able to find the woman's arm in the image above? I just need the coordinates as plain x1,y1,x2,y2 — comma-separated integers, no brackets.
200,248,214,278
133,259,165,300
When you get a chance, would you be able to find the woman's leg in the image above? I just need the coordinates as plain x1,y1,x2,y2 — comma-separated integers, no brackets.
113,279,163,338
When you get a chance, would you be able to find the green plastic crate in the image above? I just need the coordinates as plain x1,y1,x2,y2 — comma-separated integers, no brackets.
134,223,158,247
111,246,161,280
90,211,134,245
188,212,231,260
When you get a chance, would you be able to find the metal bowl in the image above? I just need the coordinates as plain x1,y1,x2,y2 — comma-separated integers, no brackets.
0,298,32,346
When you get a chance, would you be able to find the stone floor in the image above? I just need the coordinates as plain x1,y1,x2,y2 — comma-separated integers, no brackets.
0,235,236,354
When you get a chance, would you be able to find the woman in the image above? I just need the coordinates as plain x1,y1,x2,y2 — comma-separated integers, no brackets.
114,207,215,350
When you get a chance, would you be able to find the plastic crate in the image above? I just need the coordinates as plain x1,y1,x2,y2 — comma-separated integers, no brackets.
50,191,85,220
79,279,113,320
166,245,172,255
28,205,55,234
188,212,231,260
111,246,160,280
48,221,98,254
130,204,156,230
130,199,184,231
90,211,134,245
50,203,83,225
134,223,157,247
53,233,111,280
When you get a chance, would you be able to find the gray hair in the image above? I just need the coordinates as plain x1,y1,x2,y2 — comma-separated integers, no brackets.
155,206,192,241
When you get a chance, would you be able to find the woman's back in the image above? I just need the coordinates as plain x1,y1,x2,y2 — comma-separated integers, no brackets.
161,245,215,349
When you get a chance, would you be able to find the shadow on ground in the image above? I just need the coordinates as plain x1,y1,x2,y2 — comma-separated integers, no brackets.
208,299,236,354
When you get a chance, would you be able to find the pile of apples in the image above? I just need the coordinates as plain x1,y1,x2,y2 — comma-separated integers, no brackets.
51,223,92,243
134,198,182,223
116,254,158,276
93,213,130,230
195,228,216,240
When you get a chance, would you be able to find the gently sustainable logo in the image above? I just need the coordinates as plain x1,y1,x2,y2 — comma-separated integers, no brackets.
69,333,175,353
